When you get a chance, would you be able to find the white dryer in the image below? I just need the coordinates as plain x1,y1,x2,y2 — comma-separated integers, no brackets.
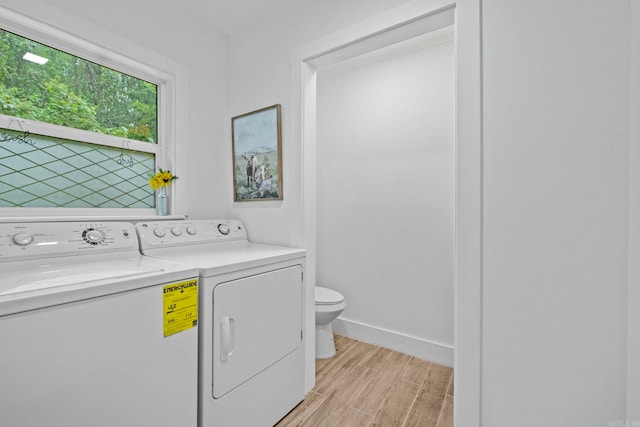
136,219,308,427
0,221,200,427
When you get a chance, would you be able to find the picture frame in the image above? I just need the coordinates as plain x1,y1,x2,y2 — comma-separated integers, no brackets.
232,104,283,202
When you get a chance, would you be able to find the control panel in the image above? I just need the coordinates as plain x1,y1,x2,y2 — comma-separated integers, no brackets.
136,220,247,250
0,222,138,261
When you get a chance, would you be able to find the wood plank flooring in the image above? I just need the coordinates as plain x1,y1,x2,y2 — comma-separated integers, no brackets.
276,334,453,427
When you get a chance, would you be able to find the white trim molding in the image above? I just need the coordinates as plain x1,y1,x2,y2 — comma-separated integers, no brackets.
333,317,455,368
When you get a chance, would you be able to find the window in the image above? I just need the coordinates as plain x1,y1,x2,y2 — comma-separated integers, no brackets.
0,12,174,213
0,30,158,144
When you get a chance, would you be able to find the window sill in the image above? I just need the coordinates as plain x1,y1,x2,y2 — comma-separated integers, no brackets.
0,214,187,223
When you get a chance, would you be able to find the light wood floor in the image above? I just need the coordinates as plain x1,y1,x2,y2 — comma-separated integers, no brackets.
276,334,453,427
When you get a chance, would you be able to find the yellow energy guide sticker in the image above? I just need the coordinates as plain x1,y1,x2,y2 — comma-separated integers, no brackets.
163,279,198,337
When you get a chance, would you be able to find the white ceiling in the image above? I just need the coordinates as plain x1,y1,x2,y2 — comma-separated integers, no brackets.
174,0,304,36
42,0,304,37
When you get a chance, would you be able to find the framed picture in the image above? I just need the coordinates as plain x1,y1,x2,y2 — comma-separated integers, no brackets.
232,104,283,201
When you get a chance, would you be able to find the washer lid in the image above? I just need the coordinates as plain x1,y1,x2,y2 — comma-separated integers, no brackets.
0,260,159,296
315,286,344,305
0,253,199,317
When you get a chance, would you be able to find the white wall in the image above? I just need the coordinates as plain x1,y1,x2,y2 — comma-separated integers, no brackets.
0,0,229,219
482,0,630,425
628,0,640,421
315,31,454,365
229,0,634,423
226,0,419,245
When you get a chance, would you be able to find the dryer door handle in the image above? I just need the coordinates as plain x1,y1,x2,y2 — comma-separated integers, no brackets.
220,317,235,362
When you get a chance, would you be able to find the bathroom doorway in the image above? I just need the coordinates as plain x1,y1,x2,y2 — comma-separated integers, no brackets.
315,24,455,366
291,2,483,424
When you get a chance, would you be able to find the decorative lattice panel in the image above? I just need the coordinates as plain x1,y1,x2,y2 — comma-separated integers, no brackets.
0,129,155,208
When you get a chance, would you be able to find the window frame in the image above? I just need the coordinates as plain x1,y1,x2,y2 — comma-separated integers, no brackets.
0,7,177,218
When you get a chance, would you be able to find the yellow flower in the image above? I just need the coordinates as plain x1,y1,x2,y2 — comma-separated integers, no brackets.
160,171,173,182
148,168,178,189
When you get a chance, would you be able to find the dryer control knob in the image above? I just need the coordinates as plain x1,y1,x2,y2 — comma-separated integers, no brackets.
186,226,197,235
217,224,230,235
12,232,34,246
153,227,166,238
171,226,182,236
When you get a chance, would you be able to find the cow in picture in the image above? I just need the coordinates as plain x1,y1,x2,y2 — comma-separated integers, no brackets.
242,154,259,187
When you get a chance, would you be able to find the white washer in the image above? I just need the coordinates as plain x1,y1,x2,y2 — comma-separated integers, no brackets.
0,221,200,427
136,219,308,427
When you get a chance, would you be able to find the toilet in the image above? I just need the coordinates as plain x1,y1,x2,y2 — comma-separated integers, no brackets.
315,286,346,359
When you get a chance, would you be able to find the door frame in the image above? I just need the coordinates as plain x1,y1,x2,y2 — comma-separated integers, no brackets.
290,1,483,425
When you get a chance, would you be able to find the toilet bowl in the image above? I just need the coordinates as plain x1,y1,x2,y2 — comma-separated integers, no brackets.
315,286,346,359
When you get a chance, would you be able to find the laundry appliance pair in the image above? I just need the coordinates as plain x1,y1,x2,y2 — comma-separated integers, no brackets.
0,219,308,427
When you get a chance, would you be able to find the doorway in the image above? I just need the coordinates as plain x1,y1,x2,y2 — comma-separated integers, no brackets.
290,2,482,425
315,25,455,366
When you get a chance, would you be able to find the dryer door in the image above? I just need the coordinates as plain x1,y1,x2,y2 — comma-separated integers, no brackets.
212,265,303,398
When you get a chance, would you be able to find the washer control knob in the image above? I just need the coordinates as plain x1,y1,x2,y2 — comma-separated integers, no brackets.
171,226,182,236
13,232,34,246
153,227,166,238
84,229,105,244
186,226,197,235
217,224,230,235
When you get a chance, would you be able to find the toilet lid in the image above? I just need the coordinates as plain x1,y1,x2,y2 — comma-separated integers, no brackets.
315,286,344,305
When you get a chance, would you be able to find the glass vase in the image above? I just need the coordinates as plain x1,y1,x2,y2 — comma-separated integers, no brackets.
156,186,168,216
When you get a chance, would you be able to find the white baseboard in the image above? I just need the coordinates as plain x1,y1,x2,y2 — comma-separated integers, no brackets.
332,317,454,368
